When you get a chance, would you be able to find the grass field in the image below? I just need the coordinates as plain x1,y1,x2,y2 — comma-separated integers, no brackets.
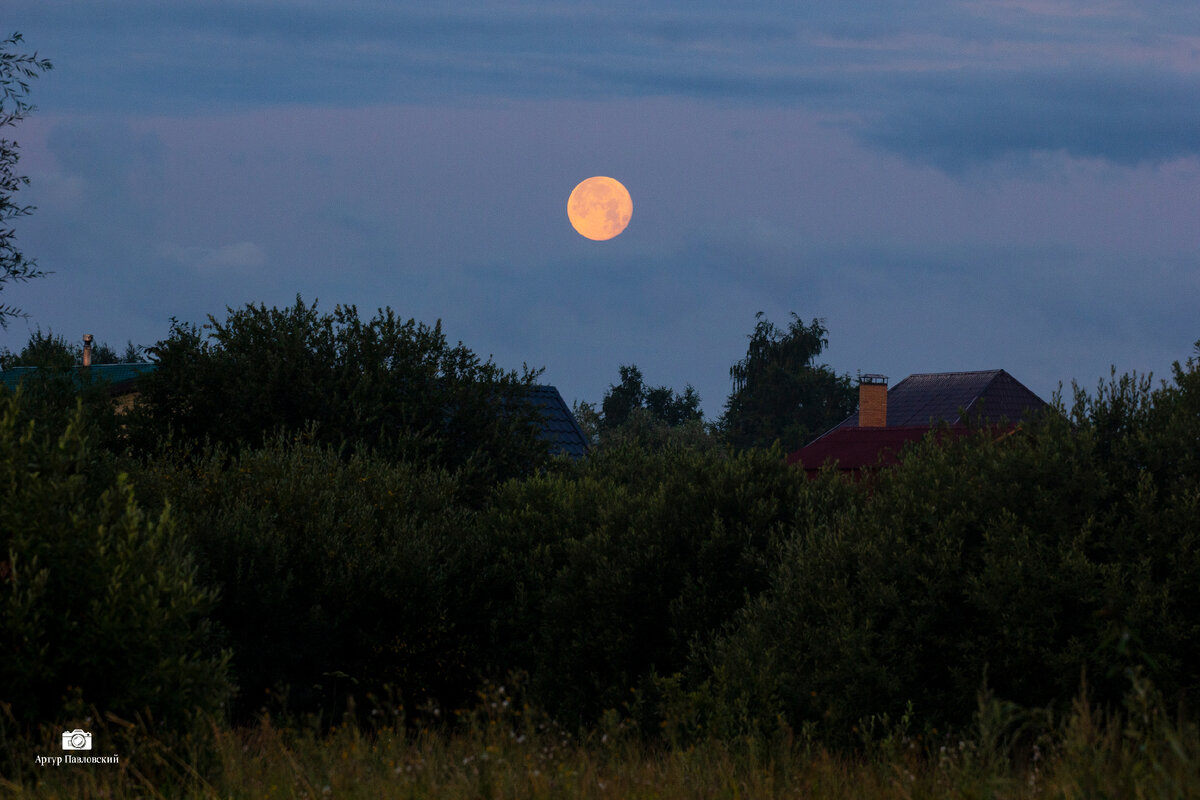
6,677,1198,799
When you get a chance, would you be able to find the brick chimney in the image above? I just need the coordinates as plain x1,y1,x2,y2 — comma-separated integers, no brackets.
82,334,94,367
858,374,888,427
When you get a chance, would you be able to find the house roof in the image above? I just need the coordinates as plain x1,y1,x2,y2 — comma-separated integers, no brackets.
0,362,157,394
789,368,1047,475
524,385,591,459
787,424,973,472
834,369,1047,430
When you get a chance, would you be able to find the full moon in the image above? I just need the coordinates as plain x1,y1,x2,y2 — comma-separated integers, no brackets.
567,176,632,241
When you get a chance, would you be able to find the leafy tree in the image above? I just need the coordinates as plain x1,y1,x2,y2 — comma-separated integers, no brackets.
0,33,52,327
120,340,143,362
0,330,144,453
720,312,855,452
0,328,135,368
0,391,231,732
128,297,550,496
471,439,814,726
575,364,707,449
130,434,474,723
706,346,1200,743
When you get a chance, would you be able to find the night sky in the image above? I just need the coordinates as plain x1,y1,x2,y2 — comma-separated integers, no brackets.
4,1,1199,418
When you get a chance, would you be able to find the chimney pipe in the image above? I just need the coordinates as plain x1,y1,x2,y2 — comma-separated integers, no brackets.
858,374,888,427
82,334,94,368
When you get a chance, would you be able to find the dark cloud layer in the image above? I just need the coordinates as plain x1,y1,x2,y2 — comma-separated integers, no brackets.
13,1,1200,168
863,69,1200,169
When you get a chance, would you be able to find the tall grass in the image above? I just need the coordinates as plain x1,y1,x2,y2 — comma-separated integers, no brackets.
6,675,1199,799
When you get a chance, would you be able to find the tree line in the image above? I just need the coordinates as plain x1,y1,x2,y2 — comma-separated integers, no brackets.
2,294,1198,755
2,304,857,460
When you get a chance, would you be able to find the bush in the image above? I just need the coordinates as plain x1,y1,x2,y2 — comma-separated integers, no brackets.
469,440,830,726
708,349,1200,743
130,434,478,723
0,352,127,456
126,297,549,500
0,390,231,733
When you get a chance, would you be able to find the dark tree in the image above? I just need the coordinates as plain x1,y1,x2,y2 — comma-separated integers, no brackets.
0,33,52,327
128,297,550,496
720,312,855,452
121,340,143,362
601,364,702,429
575,363,706,448
0,393,231,732
0,329,137,368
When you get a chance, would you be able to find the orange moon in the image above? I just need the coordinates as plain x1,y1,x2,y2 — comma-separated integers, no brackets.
567,176,632,240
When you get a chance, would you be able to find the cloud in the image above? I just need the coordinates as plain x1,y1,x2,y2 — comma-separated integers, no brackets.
858,68,1200,170
44,122,165,203
158,241,268,275
12,1,1200,168
12,2,809,108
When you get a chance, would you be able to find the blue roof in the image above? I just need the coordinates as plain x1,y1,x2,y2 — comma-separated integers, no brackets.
0,362,157,393
526,385,591,459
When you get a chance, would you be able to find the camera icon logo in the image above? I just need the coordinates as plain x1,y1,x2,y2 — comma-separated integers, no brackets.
61,729,93,751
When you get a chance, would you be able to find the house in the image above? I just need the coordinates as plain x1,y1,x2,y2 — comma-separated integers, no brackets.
1,334,589,458
787,369,1048,477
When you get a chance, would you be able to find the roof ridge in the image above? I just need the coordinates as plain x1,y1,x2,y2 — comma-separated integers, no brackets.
903,369,1003,378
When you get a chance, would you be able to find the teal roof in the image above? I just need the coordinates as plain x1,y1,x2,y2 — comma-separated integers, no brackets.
0,362,157,393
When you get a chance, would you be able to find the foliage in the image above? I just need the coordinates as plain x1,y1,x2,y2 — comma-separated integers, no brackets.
0,327,138,368
0,390,231,734
129,435,479,723
720,312,855,452
469,440,819,726
0,33,52,327
706,345,1200,742
575,363,708,450
2,264,1197,783
127,297,550,499
0,329,145,454
598,364,703,429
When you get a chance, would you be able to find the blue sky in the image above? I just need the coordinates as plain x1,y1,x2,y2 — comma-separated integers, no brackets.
3,1,1199,418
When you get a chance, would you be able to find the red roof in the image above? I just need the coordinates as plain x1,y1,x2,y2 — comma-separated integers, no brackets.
786,425,931,471
788,369,1047,477
787,424,981,474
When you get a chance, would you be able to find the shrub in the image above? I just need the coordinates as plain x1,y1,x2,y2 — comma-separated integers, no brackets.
0,390,231,732
0,353,126,455
469,440,829,726
126,297,549,500
708,350,1200,743
131,434,478,723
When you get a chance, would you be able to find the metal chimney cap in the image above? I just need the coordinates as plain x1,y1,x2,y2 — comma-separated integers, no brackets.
859,373,888,385
83,333,94,343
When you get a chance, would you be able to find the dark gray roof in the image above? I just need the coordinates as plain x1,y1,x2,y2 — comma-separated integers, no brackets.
526,385,590,459
837,369,1048,430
